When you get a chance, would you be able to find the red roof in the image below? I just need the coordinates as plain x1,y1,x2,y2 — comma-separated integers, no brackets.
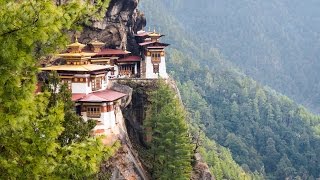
72,93,86,101
96,48,129,56
139,41,154,46
139,41,169,47
77,89,126,102
117,56,141,62
83,48,129,56
147,46,167,49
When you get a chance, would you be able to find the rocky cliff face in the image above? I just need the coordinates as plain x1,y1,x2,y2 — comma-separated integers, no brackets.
73,0,214,178
79,0,146,55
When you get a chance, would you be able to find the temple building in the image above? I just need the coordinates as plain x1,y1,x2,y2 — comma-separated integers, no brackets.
40,40,127,135
135,30,170,79
39,30,170,136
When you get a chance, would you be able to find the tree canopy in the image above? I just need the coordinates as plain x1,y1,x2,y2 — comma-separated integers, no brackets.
0,0,116,178
144,81,193,180
141,1,320,179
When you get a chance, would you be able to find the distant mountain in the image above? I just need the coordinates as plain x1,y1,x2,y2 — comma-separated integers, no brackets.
140,0,320,179
142,0,320,113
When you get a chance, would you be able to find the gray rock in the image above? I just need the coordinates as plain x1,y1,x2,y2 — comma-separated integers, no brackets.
79,0,146,55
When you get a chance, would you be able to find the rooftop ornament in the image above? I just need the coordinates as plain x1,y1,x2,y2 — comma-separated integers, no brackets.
67,36,86,53
90,38,105,53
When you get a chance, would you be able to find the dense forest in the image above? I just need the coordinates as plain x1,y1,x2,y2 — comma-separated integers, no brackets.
140,0,320,179
143,0,320,114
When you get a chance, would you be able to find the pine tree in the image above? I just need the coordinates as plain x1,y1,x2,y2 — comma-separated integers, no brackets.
0,0,115,178
145,81,193,179
44,72,96,146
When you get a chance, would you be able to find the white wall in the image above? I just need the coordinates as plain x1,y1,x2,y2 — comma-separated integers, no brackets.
159,56,168,79
72,82,92,94
81,111,116,130
100,111,116,129
145,56,168,79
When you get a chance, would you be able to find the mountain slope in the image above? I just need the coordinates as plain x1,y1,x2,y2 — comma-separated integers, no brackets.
140,0,320,179
142,0,320,113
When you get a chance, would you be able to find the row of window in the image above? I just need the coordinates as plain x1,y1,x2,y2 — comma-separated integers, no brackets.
87,106,101,118
86,106,115,118
61,77,104,91
151,52,161,62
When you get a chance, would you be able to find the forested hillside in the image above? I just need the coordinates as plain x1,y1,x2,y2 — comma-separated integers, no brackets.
142,0,320,113
140,0,320,179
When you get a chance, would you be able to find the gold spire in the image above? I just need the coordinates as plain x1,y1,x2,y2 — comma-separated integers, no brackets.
67,36,86,53
89,38,105,53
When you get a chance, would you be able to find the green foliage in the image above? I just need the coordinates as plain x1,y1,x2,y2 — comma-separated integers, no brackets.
45,72,96,146
144,81,193,180
0,0,113,178
189,125,260,180
143,0,320,113
141,1,320,179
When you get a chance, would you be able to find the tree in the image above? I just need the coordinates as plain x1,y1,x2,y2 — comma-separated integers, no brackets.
44,72,96,146
275,155,296,179
0,0,115,178
145,80,193,179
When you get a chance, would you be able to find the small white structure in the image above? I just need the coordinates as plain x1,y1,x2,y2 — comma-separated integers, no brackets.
135,30,170,79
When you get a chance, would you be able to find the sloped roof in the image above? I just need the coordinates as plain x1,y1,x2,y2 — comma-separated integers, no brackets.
40,64,108,72
76,89,126,102
139,41,169,47
72,93,86,101
117,56,142,62
94,48,130,56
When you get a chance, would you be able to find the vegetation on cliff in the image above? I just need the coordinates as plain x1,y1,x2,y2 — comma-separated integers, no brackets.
144,81,193,179
0,1,117,178
141,0,320,179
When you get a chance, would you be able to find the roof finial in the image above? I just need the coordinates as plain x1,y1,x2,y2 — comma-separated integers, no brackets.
154,27,156,33
75,35,78,43
148,26,151,32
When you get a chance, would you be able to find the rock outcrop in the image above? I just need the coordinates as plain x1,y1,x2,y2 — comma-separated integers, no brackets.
191,153,215,180
79,0,146,55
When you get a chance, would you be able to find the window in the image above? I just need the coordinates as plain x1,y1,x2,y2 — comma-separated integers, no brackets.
91,79,96,90
87,106,101,118
96,77,102,90
91,77,102,91
153,64,159,73
151,52,161,63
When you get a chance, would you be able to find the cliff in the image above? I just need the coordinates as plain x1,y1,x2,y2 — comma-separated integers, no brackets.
79,0,146,55
110,79,214,180
76,1,214,179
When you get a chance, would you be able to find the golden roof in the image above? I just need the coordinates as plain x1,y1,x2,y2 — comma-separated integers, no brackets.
90,39,105,46
67,37,86,53
40,64,109,72
148,32,161,37
58,52,96,57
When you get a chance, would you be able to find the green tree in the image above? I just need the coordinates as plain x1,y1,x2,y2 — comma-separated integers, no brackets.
0,0,114,178
45,72,96,146
275,155,296,179
145,81,193,179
